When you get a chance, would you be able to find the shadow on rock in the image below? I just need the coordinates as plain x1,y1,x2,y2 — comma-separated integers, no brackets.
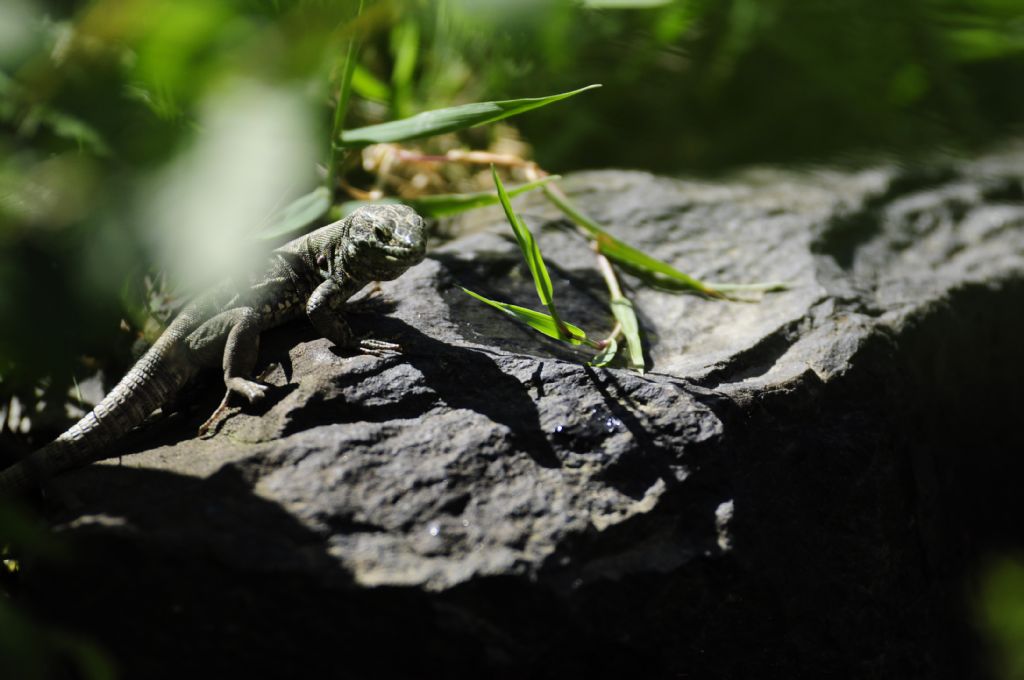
22,464,504,679
351,312,562,468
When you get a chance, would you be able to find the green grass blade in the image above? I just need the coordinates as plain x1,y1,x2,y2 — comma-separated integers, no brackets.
545,185,789,296
543,185,719,295
590,337,618,367
610,297,645,371
339,84,601,147
461,288,587,345
256,186,331,240
596,233,715,294
703,281,790,293
326,0,364,190
406,176,559,218
493,167,553,306
541,184,607,238
491,166,569,338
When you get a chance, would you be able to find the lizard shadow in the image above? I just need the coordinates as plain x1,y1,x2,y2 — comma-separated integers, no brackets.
341,309,562,469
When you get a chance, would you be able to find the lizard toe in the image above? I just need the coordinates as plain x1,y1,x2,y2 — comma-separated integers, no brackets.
359,338,401,356
226,378,269,405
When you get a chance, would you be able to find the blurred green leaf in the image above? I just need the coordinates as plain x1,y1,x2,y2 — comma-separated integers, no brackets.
339,84,601,147
51,633,117,680
408,176,559,218
0,74,109,156
461,288,587,345
352,64,391,103
0,502,64,560
979,557,1024,680
129,0,238,119
255,186,331,240
0,598,46,680
610,297,644,371
22,108,110,156
390,17,420,119
581,0,672,7
945,27,1024,62
0,509,110,680
654,3,698,43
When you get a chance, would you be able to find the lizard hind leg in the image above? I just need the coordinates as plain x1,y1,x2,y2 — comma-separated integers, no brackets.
221,309,268,405
185,307,268,434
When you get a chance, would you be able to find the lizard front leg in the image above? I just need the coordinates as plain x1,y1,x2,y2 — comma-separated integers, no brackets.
306,279,399,356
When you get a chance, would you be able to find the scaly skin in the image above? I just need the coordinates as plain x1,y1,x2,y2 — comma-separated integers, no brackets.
0,204,426,494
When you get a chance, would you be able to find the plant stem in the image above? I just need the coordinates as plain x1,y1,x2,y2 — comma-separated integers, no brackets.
541,183,604,237
596,247,624,300
326,0,364,193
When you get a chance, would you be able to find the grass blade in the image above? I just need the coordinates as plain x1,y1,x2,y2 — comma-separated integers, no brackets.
703,281,790,293
492,166,569,338
596,233,719,294
406,176,559,218
543,185,719,295
326,0,364,190
610,297,645,371
339,84,601,147
461,288,587,345
590,337,618,367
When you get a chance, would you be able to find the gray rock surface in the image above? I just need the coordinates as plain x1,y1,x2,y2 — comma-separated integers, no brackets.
22,147,1024,678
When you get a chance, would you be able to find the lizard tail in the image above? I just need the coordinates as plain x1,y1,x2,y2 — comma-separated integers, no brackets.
0,341,194,495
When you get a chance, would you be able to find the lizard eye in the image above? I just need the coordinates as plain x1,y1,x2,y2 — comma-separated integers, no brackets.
316,254,327,268
373,225,388,242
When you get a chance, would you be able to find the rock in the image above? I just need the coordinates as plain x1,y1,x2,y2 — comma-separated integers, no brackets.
21,147,1024,678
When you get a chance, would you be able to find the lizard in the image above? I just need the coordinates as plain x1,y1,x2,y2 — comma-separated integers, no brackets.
0,203,426,495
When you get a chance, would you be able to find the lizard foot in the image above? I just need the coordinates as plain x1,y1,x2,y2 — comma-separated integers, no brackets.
358,338,401,357
198,392,232,437
226,377,269,405
197,378,266,438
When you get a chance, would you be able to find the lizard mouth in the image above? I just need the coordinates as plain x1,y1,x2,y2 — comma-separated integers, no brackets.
381,243,423,261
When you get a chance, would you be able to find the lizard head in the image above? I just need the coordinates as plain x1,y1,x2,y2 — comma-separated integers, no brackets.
340,203,426,282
